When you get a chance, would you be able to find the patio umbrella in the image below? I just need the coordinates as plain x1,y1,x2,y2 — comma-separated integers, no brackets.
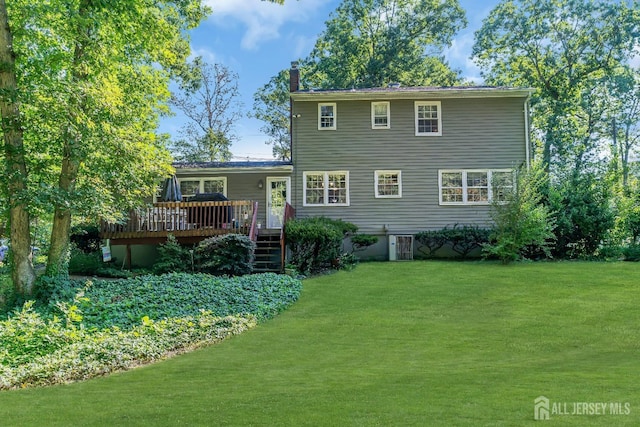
161,175,182,202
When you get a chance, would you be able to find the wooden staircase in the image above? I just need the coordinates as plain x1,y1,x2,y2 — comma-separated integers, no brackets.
253,231,282,273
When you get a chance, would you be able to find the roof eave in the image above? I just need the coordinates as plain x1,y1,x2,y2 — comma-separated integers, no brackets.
291,88,534,101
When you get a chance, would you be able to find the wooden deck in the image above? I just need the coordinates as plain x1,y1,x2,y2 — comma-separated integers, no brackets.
100,201,258,245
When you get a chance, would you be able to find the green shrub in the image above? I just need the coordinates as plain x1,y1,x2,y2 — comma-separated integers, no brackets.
483,165,556,263
416,225,491,259
350,234,379,253
153,234,193,274
195,234,255,276
415,229,448,258
70,224,101,254
621,244,640,261
549,175,615,259
285,217,357,274
68,247,102,275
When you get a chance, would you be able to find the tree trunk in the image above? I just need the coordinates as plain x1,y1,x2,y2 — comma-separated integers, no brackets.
46,0,89,276
0,0,36,296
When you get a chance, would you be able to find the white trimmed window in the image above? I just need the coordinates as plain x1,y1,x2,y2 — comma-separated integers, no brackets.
415,101,442,136
303,171,349,206
318,103,337,130
178,177,227,200
371,102,390,129
439,170,513,205
375,170,402,198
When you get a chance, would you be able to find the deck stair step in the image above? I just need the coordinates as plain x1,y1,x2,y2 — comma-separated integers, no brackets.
253,232,282,273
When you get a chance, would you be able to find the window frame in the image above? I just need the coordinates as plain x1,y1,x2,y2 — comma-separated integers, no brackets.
318,102,337,130
374,170,402,198
438,169,513,205
371,101,390,129
303,171,350,206
415,101,442,136
177,177,227,201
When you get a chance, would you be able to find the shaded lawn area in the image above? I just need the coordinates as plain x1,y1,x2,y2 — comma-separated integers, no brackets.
1,261,639,426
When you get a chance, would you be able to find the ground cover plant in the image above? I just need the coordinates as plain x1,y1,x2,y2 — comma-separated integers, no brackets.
1,261,638,425
0,273,301,389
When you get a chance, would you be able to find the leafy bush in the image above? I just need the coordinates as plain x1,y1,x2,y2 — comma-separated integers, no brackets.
415,229,448,258
448,224,491,258
415,224,491,259
285,217,357,274
350,234,379,253
0,301,256,390
65,273,302,330
68,247,102,275
153,234,193,274
549,175,615,259
483,165,556,263
70,224,101,253
621,244,640,261
195,234,255,276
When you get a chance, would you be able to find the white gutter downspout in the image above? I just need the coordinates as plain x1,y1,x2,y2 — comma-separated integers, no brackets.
524,93,531,169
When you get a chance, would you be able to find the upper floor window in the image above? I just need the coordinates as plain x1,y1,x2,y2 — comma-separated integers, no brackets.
303,171,349,206
375,170,402,198
178,177,227,201
318,103,337,130
415,101,442,136
439,170,513,205
371,102,390,129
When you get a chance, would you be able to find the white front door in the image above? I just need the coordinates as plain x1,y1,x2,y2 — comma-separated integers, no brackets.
266,177,291,229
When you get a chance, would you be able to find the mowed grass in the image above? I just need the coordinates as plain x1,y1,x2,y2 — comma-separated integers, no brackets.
1,261,639,426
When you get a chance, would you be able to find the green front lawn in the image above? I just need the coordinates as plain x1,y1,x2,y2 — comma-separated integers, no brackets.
1,261,639,426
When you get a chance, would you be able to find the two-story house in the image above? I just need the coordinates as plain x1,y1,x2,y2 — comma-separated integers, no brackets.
141,63,531,263
286,63,531,259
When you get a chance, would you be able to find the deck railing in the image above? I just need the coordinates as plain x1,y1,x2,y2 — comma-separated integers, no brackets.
100,200,256,243
279,202,296,271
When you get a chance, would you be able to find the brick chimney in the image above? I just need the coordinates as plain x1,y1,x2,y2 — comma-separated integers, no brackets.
289,61,299,92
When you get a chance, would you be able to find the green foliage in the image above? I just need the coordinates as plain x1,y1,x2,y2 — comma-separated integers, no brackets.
0,302,255,390
448,224,491,258
153,234,193,274
415,229,448,258
350,234,379,253
621,244,640,262
195,234,255,276
69,224,101,254
483,165,556,263
69,273,301,330
285,217,357,275
549,176,615,259
416,224,490,259
68,247,102,275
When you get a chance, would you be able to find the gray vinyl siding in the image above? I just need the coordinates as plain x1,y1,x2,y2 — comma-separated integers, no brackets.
174,170,291,228
292,96,528,236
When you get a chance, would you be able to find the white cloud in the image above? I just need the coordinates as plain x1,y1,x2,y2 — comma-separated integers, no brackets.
189,47,218,63
444,31,484,84
206,0,326,50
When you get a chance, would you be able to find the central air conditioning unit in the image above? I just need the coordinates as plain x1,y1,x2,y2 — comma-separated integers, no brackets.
388,235,414,261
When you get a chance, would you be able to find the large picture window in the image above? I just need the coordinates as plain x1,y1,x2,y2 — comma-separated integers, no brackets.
178,177,227,200
303,171,349,206
415,101,442,136
439,170,513,205
318,103,337,130
375,170,402,198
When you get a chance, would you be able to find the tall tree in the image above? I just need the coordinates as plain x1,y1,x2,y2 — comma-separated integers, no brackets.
170,59,242,162
2,0,209,288
0,0,35,295
254,0,467,159
472,0,640,174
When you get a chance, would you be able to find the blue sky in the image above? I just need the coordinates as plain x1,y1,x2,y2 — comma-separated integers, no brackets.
159,0,500,160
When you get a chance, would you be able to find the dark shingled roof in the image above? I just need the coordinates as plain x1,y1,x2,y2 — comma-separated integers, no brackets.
294,85,524,94
174,160,292,169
